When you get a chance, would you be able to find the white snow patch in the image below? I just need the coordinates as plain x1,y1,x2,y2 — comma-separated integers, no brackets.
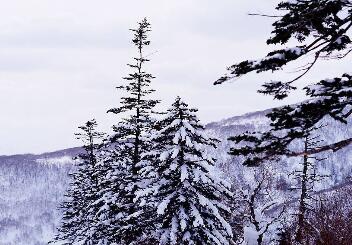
242,226,259,245
36,156,75,166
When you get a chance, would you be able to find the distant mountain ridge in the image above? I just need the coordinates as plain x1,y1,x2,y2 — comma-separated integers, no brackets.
0,146,82,159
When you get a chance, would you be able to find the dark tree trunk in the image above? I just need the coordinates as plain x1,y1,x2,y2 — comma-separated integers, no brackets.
296,136,309,243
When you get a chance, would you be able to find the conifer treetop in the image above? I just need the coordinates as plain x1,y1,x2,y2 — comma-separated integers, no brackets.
75,119,105,155
102,18,160,244
108,18,159,117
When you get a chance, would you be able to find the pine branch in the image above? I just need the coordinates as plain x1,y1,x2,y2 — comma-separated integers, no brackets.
287,137,352,157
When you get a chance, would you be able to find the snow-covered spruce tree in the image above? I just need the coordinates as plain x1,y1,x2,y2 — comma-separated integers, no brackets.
83,139,132,244
141,97,234,245
105,18,160,244
214,0,352,166
52,119,104,244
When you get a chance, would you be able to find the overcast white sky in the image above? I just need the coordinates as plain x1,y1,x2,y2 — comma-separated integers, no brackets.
0,0,350,155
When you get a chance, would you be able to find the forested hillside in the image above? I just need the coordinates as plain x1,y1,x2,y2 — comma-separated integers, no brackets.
0,109,350,244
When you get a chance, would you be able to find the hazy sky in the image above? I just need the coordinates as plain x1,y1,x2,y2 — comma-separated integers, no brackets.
0,0,350,155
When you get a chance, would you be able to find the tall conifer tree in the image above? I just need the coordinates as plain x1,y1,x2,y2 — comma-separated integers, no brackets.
106,17,159,244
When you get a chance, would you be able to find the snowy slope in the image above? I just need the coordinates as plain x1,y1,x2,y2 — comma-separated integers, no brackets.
0,109,351,244
0,148,81,245
206,109,352,188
